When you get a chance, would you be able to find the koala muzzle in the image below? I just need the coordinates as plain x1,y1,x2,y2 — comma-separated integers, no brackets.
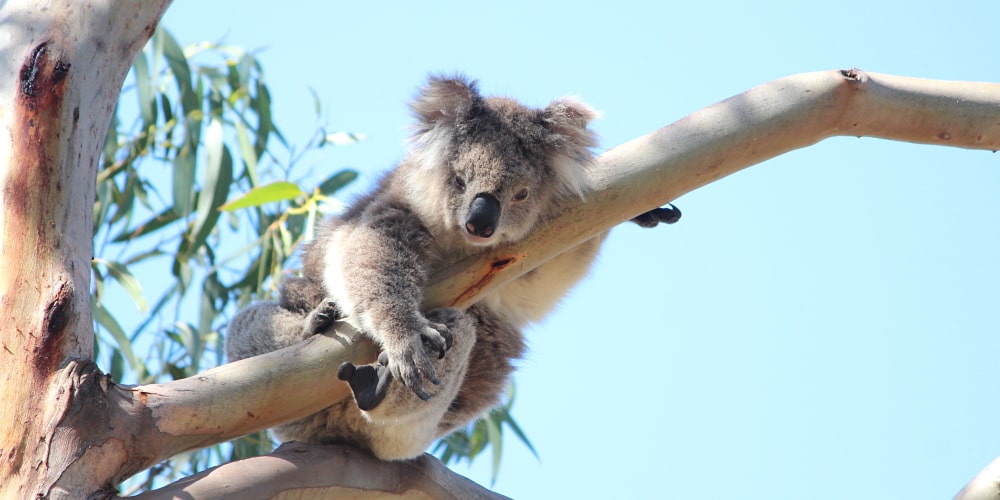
465,193,501,238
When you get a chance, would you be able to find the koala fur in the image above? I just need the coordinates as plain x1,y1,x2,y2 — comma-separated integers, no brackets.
225,75,679,461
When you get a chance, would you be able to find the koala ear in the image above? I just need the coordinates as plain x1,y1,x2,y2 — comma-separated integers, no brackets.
408,75,481,168
410,74,480,131
542,98,600,198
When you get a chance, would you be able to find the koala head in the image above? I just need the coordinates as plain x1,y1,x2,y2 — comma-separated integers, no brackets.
403,75,598,248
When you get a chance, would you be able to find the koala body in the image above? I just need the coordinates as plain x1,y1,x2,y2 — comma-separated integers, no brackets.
225,75,678,460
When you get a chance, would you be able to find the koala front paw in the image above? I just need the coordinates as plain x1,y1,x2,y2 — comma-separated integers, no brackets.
382,318,454,401
631,203,681,228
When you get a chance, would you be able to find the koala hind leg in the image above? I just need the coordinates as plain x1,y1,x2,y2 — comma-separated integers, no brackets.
341,307,476,460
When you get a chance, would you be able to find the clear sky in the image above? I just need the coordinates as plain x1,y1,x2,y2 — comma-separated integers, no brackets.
160,2,1000,498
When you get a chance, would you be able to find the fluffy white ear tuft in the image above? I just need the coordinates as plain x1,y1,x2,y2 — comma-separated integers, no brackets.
543,97,600,198
410,74,479,131
407,74,481,169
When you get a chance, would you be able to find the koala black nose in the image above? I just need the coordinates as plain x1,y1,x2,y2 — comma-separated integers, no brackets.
465,193,501,238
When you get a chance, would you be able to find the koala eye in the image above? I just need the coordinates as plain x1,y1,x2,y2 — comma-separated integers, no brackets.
512,188,529,202
454,175,466,193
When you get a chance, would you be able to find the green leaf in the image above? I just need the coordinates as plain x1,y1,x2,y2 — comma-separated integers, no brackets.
484,411,503,484
171,152,196,219
497,405,538,459
99,259,149,312
174,322,202,376
308,87,322,117
93,300,142,376
158,28,199,115
219,181,303,212
132,51,156,127
233,121,260,187
317,170,359,197
113,207,182,242
188,119,234,252
94,178,113,237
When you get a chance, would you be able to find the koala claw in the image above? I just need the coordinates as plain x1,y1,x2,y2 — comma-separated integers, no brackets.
631,203,682,228
384,337,439,401
424,321,453,359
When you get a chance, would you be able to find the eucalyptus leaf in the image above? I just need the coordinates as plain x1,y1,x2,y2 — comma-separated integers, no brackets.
218,181,303,212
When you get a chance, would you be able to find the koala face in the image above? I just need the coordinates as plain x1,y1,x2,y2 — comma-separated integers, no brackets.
405,76,598,248
446,130,559,246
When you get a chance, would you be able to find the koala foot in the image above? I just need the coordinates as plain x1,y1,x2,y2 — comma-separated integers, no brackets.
346,308,469,409
338,351,393,411
304,300,341,336
631,203,681,228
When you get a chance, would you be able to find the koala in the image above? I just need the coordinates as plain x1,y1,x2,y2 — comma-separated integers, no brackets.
225,75,680,461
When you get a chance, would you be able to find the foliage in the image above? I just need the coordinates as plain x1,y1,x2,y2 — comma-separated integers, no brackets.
94,26,358,491
94,28,532,492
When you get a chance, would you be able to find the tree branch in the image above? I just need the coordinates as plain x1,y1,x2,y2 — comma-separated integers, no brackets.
954,456,1000,500
129,69,1000,493
425,69,1000,309
118,324,377,478
129,442,507,500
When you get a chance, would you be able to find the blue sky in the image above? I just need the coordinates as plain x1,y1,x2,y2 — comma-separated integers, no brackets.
160,2,1000,498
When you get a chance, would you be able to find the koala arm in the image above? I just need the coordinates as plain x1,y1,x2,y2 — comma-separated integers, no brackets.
327,203,452,401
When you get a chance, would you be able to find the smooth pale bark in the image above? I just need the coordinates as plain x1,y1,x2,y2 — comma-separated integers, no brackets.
131,442,506,500
0,1,172,498
954,456,1000,500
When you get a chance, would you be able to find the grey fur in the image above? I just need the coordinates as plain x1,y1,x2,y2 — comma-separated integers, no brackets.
226,75,668,460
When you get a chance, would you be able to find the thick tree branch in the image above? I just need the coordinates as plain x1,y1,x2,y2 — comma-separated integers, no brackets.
954,456,1000,500
130,442,506,500
129,69,1000,496
115,325,377,479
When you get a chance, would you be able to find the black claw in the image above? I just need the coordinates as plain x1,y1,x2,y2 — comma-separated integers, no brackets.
414,388,431,401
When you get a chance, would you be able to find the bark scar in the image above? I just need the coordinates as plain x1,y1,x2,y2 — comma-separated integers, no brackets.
36,281,74,373
20,42,48,97
450,254,519,307
19,41,72,100
841,67,868,85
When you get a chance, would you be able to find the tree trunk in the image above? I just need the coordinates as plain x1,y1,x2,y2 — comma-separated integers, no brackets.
0,1,172,497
